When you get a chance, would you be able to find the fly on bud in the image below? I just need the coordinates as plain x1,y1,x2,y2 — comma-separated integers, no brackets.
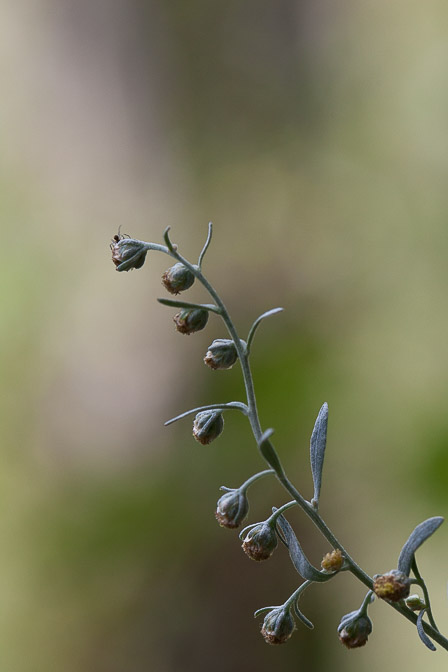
192,410,224,445
204,339,239,370
111,234,148,272
338,609,372,648
261,606,296,645
162,263,195,295
373,570,411,602
215,488,249,529
174,308,209,334
242,522,278,561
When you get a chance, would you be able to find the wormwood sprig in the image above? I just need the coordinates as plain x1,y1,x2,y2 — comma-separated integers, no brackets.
110,224,448,653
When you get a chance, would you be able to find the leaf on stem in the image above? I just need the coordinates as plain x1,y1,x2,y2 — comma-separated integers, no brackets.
274,510,334,583
163,226,176,253
309,403,328,509
246,307,283,352
198,222,213,268
397,517,444,576
157,298,221,314
293,600,314,629
258,429,285,477
416,610,436,651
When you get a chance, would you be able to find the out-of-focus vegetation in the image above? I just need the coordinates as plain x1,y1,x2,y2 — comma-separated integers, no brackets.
1,1,448,670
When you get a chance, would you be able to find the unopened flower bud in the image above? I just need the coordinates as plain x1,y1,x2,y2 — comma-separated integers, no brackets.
215,489,249,529
338,610,372,648
261,607,295,645
373,570,411,602
204,339,239,370
405,594,427,611
174,308,209,334
242,522,278,561
192,411,224,445
321,549,344,573
162,263,195,295
111,235,148,272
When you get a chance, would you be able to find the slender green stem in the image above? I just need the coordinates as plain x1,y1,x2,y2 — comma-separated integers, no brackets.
165,401,248,426
284,580,313,609
267,500,298,524
240,469,275,492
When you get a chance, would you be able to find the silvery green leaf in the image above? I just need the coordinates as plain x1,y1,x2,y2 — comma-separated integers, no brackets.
259,429,284,477
310,403,328,509
293,600,314,629
274,510,333,583
157,298,220,313
416,610,436,651
397,517,444,576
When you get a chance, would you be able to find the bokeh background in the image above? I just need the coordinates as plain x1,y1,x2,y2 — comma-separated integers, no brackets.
1,1,448,670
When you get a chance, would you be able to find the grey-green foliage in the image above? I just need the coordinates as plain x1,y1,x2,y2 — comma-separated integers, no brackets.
112,224,447,654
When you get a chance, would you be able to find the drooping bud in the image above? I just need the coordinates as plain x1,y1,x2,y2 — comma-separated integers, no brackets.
192,411,224,445
111,234,148,272
174,308,209,334
161,263,195,295
321,548,344,573
261,606,296,645
373,570,411,602
337,609,372,648
242,522,278,561
204,339,239,370
215,488,249,529
405,594,427,611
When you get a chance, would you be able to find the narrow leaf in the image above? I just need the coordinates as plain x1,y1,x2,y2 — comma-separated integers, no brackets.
246,307,283,351
258,429,284,477
417,610,436,651
397,517,444,576
310,403,328,508
293,601,314,629
275,511,334,583
157,298,220,313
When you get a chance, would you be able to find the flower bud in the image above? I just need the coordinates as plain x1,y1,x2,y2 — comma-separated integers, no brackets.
338,610,372,649
321,548,344,573
173,308,209,334
215,489,249,529
242,522,278,561
405,594,427,611
373,570,411,602
204,339,239,370
192,411,224,445
161,263,195,295
261,607,296,645
111,235,148,271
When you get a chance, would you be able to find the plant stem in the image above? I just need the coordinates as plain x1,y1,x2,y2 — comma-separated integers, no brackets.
152,236,448,652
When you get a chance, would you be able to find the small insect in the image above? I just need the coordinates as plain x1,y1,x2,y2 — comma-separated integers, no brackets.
110,226,130,249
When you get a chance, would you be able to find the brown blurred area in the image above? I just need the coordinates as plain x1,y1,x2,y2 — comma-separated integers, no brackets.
1,1,448,670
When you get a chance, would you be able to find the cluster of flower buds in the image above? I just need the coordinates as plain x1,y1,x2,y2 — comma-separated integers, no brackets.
174,308,209,335
260,606,296,645
204,339,239,370
162,262,195,294
215,488,249,529
242,521,278,561
192,410,224,445
111,234,148,272
321,548,344,573
373,570,411,602
337,609,373,648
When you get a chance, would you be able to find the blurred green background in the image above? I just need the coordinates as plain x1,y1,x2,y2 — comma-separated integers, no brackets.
1,1,448,670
